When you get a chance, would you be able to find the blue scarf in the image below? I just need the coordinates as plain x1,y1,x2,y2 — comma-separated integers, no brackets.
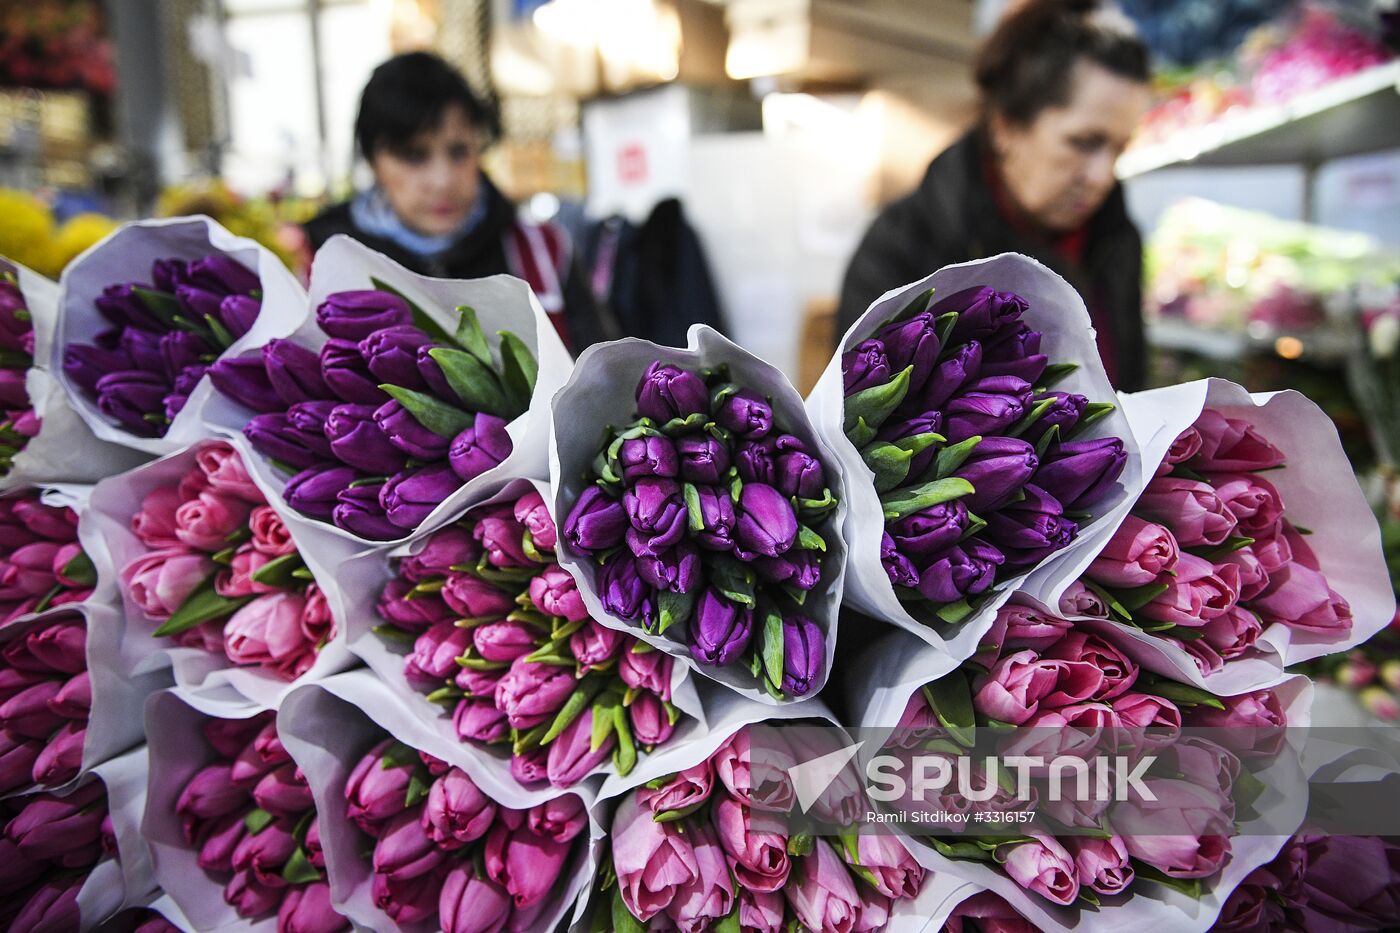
349,185,488,258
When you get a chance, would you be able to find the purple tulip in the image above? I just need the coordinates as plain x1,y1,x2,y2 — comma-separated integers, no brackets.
408,620,474,682
942,375,1034,443
874,310,942,391
449,413,512,482
911,340,983,413
774,443,827,500
876,411,944,481
888,500,968,566
635,362,708,422
334,481,402,540
7,783,105,859
623,477,687,553
174,285,227,325
937,286,1028,345
320,338,388,405
915,539,1005,604
374,810,448,882
244,413,332,469
209,356,285,413
316,290,413,341
325,403,407,474
345,739,413,834
689,484,737,551
1024,391,1087,443
984,484,1078,570
371,400,449,460
361,325,434,390
563,486,628,554
473,620,542,663
880,532,920,588
286,400,340,448
734,483,798,559
842,339,891,395
263,339,331,405
715,388,773,440
956,436,1039,513
62,344,133,394
11,876,82,932
547,706,615,787
0,368,27,409
455,698,509,743
495,659,575,729
120,328,165,372
158,331,210,381
423,767,497,849
981,323,1047,383
569,620,626,667
95,371,170,435
676,433,730,484
148,259,186,292
31,722,85,786
285,465,358,520
218,294,261,339
637,540,703,593
1034,437,1127,510
94,283,163,331
782,615,823,696
278,882,344,933
754,549,822,590
252,762,313,816
380,464,460,530
690,588,753,666
619,435,680,483
599,555,653,622
188,254,261,294
511,748,550,787
231,819,296,888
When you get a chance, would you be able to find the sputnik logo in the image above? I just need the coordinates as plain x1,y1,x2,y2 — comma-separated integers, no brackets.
789,740,865,813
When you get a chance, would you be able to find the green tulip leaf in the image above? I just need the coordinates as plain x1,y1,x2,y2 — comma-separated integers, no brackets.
426,347,512,418
657,588,697,635
250,552,307,589
922,673,976,747
280,846,322,885
760,607,784,692
861,442,913,494
843,365,914,436
370,276,454,345
498,330,538,413
379,384,474,439
152,575,253,638
879,478,975,522
452,305,493,366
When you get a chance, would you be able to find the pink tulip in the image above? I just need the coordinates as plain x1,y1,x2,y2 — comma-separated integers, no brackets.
945,892,1036,933
510,747,549,787
494,659,575,729
30,721,85,786
0,542,60,598
618,646,673,700
0,836,47,898
1135,476,1239,548
374,809,448,882
995,603,1075,653
10,499,78,542
422,767,497,849
787,838,861,933
455,697,510,744
1164,425,1203,465
0,731,41,794
1217,546,1270,602
854,889,892,932
475,511,533,569
5,782,105,861
203,713,271,757
300,584,334,646
568,620,626,668
0,680,64,739
278,881,348,933
196,812,248,873
711,795,789,893
1209,472,1284,538
527,793,588,843
231,819,297,888
484,821,573,908
9,875,83,933
306,816,326,868
713,728,795,812
1057,579,1110,619
225,868,284,918
1137,553,1239,628
546,706,614,787
612,791,700,921
638,761,714,817
473,619,542,663
1114,777,1234,878
738,889,785,933
1112,691,1182,746
196,443,265,503
246,506,295,557
214,545,277,598
123,548,215,622
528,566,587,621
26,619,88,674
399,527,478,583
1250,562,1352,635
972,650,1104,725
1187,688,1288,758
440,572,517,620
376,577,453,633
223,591,314,675
0,666,45,703
345,739,413,835
408,619,473,683
174,491,255,552
844,831,924,899
628,690,675,746
252,762,314,817
372,864,447,924
439,866,512,933
514,489,557,550
668,820,734,931
132,487,184,549
1066,835,1133,895
1188,410,1285,473
1201,606,1263,662
1002,835,1079,905
1086,515,1180,588
1251,529,1293,576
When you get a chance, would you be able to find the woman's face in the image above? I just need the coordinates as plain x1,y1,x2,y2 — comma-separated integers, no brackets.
992,61,1149,232
370,105,482,237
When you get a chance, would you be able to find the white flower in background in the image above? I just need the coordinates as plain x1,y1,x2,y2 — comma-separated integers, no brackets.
1370,311,1400,360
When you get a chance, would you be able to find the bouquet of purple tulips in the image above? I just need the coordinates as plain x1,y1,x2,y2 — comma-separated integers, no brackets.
208,283,537,542
62,254,263,439
553,330,845,701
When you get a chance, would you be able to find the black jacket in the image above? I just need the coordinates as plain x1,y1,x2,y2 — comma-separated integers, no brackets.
836,131,1146,390
304,177,612,352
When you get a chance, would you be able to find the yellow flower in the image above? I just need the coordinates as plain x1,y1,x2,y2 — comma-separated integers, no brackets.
0,189,56,275
50,213,120,276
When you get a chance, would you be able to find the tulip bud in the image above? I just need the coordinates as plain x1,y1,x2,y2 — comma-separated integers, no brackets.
635,362,708,422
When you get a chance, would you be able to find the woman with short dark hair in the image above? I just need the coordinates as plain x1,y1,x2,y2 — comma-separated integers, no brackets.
837,0,1152,388
305,52,611,352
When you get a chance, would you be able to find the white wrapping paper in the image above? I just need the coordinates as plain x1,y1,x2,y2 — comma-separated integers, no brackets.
548,323,850,704
84,439,358,709
278,670,597,933
0,259,149,491
0,602,167,799
199,234,575,549
805,253,1143,668
142,691,280,932
78,745,160,927
330,474,709,786
1023,378,1395,693
50,215,307,456
848,626,1313,933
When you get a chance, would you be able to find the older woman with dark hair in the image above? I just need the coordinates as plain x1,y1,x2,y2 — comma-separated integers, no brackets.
837,0,1152,388
305,51,611,353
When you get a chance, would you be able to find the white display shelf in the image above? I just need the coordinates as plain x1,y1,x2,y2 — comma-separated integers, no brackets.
1119,60,1400,178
